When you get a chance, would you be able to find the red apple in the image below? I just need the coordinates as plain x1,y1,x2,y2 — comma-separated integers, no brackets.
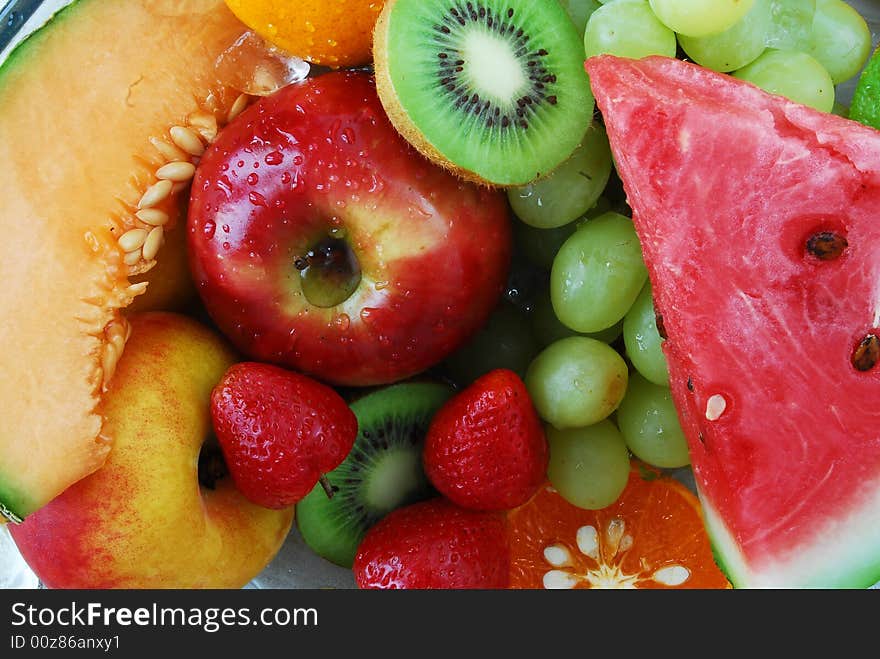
188,71,512,387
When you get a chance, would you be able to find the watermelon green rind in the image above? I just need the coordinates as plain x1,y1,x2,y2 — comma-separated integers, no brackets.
701,491,880,589
587,54,880,589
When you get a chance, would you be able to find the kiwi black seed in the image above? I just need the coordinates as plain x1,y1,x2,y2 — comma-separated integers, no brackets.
374,0,595,186
295,381,454,568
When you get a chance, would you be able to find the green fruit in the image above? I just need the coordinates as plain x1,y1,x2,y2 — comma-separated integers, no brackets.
525,336,628,429
560,0,603,35
551,212,648,334
546,421,631,510
531,286,622,348
443,301,540,385
623,282,669,385
508,123,613,229
851,46,880,129
616,373,690,469
733,49,835,113
808,0,872,85
584,0,677,60
374,0,595,186
295,382,453,568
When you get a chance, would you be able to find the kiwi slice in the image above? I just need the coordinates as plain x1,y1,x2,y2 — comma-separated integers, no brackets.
374,0,595,187
295,381,454,568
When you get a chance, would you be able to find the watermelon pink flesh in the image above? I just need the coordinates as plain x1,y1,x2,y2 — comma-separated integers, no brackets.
586,55,880,588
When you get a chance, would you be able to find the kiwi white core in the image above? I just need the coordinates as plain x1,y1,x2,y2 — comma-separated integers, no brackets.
462,30,527,104
364,449,423,511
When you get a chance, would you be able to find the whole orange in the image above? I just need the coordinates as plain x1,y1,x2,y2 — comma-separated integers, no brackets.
224,0,385,68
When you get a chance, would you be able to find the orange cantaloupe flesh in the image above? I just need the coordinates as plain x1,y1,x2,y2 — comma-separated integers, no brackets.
0,0,245,520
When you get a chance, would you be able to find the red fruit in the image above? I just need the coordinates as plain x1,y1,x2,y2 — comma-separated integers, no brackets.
353,499,509,589
210,362,357,508
188,70,512,387
423,369,548,511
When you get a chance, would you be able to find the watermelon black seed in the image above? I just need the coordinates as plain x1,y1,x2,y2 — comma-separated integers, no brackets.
851,334,879,372
655,311,668,339
806,231,848,261
687,377,694,392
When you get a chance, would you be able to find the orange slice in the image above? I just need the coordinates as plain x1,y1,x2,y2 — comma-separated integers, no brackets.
223,0,385,68
508,465,731,589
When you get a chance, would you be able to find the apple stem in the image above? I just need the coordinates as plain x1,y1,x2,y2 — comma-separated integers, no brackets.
319,474,335,500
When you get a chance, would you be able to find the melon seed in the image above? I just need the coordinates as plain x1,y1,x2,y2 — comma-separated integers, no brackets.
123,248,143,266
156,161,196,182
135,209,170,227
170,126,205,157
227,93,249,123
118,228,148,252
138,180,173,209
851,334,879,372
806,231,848,261
142,226,165,261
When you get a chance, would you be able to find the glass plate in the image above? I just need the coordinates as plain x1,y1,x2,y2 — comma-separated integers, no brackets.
0,0,878,591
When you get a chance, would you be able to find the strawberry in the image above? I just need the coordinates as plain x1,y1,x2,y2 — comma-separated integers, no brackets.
353,498,509,589
423,369,548,511
210,362,357,509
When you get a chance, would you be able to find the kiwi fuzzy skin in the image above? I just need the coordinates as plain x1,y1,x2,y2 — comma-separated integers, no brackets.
373,0,511,189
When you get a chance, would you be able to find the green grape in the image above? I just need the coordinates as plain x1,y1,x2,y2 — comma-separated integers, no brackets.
808,0,872,85
616,373,690,469
551,212,648,334
677,0,771,72
832,101,849,118
649,0,756,37
531,286,623,348
513,220,579,271
560,0,603,35
546,421,631,510
525,336,628,430
584,0,677,60
508,123,612,229
442,301,539,385
766,0,815,51
623,282,669,385
733,49,834,113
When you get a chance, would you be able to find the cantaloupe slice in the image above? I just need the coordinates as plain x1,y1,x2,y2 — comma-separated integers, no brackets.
0,0,248,521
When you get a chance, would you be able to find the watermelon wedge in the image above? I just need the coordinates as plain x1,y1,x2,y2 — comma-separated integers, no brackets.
586,54,880,589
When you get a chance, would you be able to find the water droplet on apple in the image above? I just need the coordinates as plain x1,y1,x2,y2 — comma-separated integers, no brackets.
374,281,389,291
222,224,230,233
281,172,292,185
334,314,351,331
265,151,284,166
249,191,268,207
360,308,378,325
222,241,231,251
246,173,259,186
203,220,216,239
